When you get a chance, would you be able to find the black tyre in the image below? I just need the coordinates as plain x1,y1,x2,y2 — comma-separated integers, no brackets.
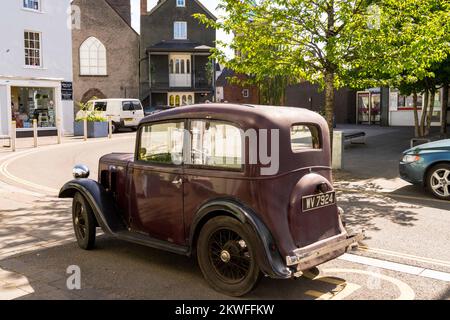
72,192,96,250
197,216,262,296
111,122,118,133
426,163,450,200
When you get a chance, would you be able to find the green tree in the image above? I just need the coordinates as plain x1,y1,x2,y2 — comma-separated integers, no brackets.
196,0,449,139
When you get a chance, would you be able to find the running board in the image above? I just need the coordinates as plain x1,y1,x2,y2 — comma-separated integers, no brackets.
113,230,190,256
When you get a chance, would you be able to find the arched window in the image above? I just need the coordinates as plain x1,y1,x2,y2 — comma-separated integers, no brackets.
182,95,187,105
175,59,180,74
169,95,175,106
186,59,190,74
181,60,185,74
175,95,181,106
187,95,193,105
169,59,174,74
80,37,107,75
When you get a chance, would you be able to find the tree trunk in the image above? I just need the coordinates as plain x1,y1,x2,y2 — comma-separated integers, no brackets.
425,89,435,136
420,90,429,136
441,84,449,135
412,92,420,137
324,71,335,142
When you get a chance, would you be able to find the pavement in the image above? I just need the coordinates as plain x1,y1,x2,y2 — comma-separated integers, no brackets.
0,126,449,300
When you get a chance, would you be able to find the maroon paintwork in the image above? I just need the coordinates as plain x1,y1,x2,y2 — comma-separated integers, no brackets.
97,104,347,265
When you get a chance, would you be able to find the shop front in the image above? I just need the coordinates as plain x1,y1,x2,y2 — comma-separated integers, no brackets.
356,87,449,127
0,78,73,137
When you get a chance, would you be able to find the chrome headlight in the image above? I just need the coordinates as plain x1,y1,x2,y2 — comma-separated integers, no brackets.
73,164,90,179
402,154,420,164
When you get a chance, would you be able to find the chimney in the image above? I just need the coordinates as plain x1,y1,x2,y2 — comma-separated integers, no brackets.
141,0,147,15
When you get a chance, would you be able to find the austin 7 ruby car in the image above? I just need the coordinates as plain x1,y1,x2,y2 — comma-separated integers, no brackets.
59,103,363,296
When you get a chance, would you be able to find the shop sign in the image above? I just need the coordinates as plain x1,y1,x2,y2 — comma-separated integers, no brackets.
61,82,73,101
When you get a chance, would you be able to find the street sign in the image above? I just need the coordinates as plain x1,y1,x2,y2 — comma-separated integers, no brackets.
61,81,73,101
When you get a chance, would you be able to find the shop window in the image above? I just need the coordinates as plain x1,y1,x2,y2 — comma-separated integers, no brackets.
11,87,56,129
23,0,40,11
24,31,41,67
80,37,107,76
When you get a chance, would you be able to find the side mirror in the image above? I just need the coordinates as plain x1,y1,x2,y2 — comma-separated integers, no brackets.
73,164,90,179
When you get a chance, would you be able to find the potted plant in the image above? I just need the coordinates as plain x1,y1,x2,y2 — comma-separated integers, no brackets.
74,100,108,138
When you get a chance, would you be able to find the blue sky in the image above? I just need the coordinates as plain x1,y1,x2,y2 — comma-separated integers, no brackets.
130,0,232,56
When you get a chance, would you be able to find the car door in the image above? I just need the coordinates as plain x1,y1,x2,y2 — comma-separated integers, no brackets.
128,120,186,245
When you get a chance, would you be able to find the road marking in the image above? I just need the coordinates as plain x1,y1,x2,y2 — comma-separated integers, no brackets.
339,253,450,282
0,135,135,196
359,246,450,269
323,268,415,300
335,187,450,205
303,270,362,300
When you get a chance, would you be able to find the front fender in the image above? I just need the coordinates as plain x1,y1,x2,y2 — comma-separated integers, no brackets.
59,179,125,234
190,199,292,279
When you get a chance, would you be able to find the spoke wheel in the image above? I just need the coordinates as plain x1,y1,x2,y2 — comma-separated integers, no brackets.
208,229,251,284
427,164,450,200
197,216,261,296
72,192,97,250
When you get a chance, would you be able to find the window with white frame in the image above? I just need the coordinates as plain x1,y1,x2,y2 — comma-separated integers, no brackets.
242,89,250,98
176,0,185,7
174,21,187,40
24,31,41,67
79,37,107,75
23,0,40,11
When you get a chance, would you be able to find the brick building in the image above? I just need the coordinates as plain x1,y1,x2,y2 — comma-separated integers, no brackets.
71,0,139,105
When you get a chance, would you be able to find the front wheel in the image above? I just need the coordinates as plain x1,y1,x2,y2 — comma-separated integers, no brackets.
72,192,96,250
197,216,262,296
426,164,450,200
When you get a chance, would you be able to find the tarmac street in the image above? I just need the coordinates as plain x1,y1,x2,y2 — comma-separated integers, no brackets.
0,128,449,300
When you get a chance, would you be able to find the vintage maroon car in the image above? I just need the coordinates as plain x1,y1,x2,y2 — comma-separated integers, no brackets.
59,103,363,296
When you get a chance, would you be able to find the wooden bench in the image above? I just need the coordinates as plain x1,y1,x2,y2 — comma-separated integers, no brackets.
344,131,366,144
0,135,11,147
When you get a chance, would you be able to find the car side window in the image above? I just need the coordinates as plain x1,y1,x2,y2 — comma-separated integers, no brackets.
122,101,133,111
138,122,184,165
190,120,242,170
132,101,143,110
94,102,107,111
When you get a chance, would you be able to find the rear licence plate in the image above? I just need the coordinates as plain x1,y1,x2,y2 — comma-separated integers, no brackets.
302,191,336,212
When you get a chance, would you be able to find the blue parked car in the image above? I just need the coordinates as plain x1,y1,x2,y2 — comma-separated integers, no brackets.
399,139,450,200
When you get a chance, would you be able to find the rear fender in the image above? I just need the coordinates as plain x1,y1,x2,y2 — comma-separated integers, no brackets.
59,179,126,234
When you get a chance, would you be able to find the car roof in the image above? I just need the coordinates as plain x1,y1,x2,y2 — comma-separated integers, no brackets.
141,103,327,130
89,99,141,102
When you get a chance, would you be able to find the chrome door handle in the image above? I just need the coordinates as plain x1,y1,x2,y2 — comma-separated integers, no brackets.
172,178,183,185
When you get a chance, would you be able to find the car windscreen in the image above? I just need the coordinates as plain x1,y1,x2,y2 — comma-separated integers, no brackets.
290,124,321,152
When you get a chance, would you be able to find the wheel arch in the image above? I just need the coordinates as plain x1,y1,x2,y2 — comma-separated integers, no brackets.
59,179,126,234
189,199,292,279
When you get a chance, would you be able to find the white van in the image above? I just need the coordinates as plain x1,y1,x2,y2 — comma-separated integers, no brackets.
78,99,145,133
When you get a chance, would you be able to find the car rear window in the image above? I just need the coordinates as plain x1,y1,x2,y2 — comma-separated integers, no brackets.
290,124,321,152
122,102,133,111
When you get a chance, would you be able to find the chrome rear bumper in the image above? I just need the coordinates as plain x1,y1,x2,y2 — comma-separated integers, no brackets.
286,232,365,271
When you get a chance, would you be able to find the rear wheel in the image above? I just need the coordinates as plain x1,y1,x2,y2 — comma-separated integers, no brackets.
426,163,450,200
72,192,96,250
197,216,261,296
111,122,118,133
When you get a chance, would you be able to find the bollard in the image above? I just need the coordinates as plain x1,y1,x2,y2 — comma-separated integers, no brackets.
56,118,62,144
108,116,112,139
11,121,16,152
33,119,38,148
332,131,343,170
83,118,88,141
